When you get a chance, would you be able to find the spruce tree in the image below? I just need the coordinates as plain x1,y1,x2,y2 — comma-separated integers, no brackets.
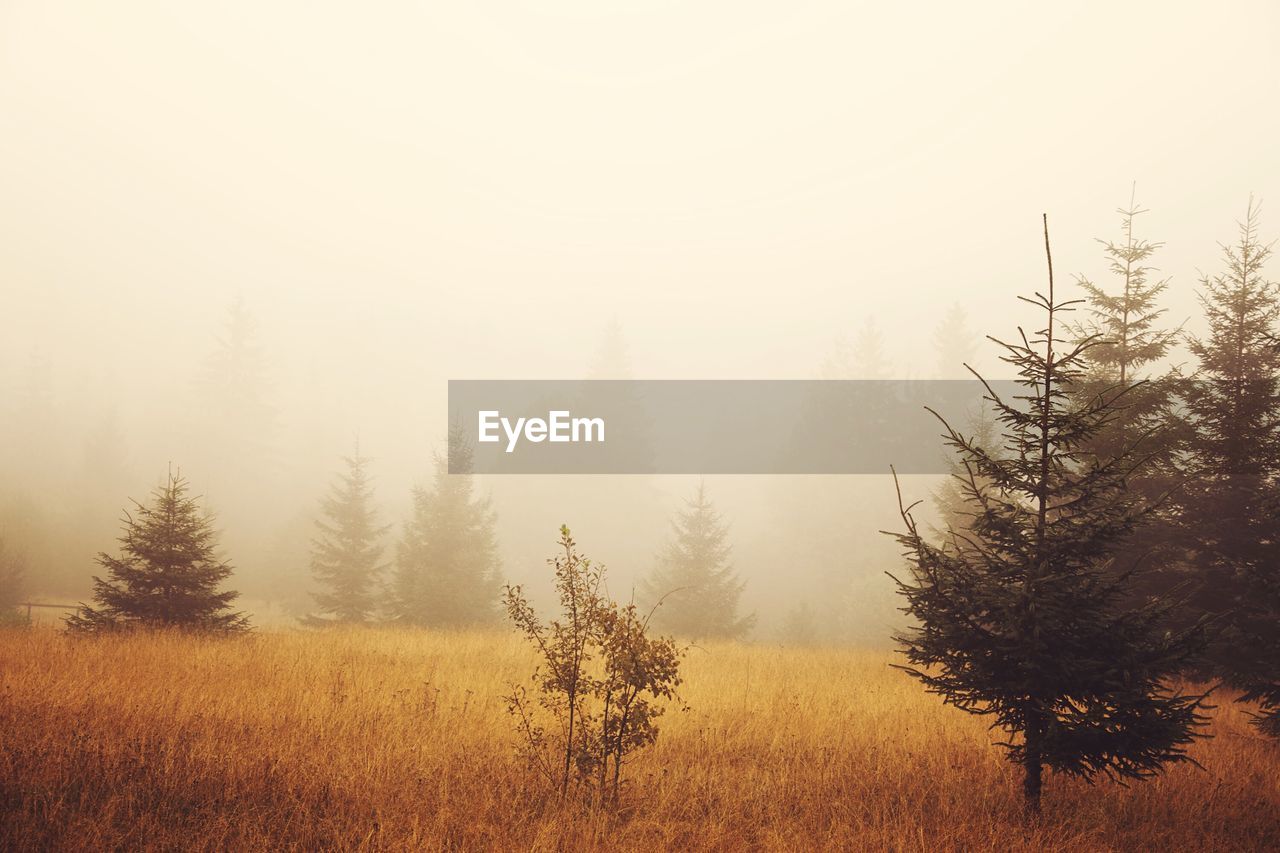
390,427,502,627
1071,195,1184,462
889,216,1207,813
195,298,275,484
780,601,819,646
306,452,388,625
1069,195,1187,603
930,405,999,541
1177,200,1280,735
641,483,755,640
66,470,248,633
933,302,979,378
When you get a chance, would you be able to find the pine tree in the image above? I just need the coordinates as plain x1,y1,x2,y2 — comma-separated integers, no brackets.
929,304,987,533
196,298,275,479
780,601,819,646
641,483,755,640
1177,200,1280,735
306,452,388,625
391,427,502,627
888,216,1207,813
200,298,272,430
933,303,979,378
930,404,999,541
1069,194,1187,604
66,470,248,633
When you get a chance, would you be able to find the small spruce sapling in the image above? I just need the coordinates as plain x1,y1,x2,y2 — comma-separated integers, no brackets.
67,470,248,633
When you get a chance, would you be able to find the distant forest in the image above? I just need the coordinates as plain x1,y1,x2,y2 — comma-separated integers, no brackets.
1,199,1278,732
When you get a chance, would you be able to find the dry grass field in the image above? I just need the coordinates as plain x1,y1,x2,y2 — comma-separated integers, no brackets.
0,626,1277,852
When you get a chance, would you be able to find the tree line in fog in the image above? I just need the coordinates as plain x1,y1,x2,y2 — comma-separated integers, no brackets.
3,194,1279,809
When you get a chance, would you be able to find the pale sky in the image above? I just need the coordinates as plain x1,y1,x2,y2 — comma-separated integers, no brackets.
4,2,1277,388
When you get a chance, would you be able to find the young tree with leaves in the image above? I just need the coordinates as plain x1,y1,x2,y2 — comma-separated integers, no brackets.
640,483,754,640
67,470,248,633
1177,199,1280,735
889,216,1207,813
306,452,388,625
505,526,683,801
390,427,502,627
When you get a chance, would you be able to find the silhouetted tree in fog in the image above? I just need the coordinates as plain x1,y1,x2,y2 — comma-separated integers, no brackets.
933,303,979,378
930,404,998,542
1177,200,1280,735
390,427,502,627
641,483,754,640
305,452,388,625
67,470,248,633
1069,194,1187,605
780,601,819,646
889,217,1208,813
197,297,275,466
930,304,992,538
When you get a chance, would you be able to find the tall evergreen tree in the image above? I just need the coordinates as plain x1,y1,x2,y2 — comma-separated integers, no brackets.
780,600,819,646
1069,195,1187,603
930,404,999,541
1177,200,1280,735
933,303,979,379
200,297,272,433
390,427,502,627
641,483,755,640
306,452,388,625
1071,195,1184,460
66,471,248,633
196,298,276,484
889,216,1207,813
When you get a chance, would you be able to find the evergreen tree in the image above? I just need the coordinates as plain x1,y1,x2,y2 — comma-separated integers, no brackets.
933,303,979,378
641,483,755,640
1071,195,1184,462
1177,200,1280,735
391,427,502,627
780,600,819,646
889,216,1207,813
191,298,280,607
1070,195,1187,603
200,297,272,433
306,452,388,625
196,298,276,484
66,471,248,633
929,403,999,543
930,304,987,532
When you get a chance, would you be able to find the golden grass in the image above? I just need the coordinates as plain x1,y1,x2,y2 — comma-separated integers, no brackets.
0,627,1276,851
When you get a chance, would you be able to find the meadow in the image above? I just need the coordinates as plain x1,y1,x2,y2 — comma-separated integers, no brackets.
0,627,1276,852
